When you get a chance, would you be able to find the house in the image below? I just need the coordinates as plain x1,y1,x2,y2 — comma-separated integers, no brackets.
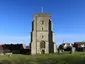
58,43,73,51
74,42,85,52
63,43,73,51
1,44,31,54
63,43,73,49
0,44,3,53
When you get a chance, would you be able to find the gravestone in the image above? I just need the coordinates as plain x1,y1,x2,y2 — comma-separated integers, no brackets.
72,47,75,52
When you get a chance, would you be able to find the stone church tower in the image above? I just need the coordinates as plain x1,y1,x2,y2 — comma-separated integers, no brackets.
31,13,56,55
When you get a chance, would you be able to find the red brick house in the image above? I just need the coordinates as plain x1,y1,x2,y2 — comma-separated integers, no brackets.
74,42,85,51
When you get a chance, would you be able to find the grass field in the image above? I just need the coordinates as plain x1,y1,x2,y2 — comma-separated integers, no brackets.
0,52,85,64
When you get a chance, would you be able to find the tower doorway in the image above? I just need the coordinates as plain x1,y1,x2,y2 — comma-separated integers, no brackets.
41,50,45,54
40,40,45,54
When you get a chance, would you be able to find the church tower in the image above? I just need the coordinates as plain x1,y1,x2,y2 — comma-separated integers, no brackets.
31,13,56,55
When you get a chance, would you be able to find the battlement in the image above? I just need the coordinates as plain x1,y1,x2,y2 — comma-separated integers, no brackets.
34,13,51,17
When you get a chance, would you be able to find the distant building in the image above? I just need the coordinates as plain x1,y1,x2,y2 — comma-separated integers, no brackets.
74,42,85,52
0,44,30,54
26,45,30,49
0,45,3,53
58,43,73,51
63,43,73,49
22,44,26,49
3,44,24,54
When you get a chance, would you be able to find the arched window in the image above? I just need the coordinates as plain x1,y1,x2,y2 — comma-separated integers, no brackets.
42,27,43,30
41,21,44,25
40,41,45,48
42,35,44,38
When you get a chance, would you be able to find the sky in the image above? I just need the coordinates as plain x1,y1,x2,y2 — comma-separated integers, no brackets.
0,0,85,45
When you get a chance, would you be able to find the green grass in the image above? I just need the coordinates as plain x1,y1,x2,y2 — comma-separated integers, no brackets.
0,52,85,64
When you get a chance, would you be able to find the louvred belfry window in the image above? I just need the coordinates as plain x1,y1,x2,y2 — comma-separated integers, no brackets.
40,41,45,48
42,21,44,25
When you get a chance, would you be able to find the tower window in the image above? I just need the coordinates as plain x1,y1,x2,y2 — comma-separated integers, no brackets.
40,41,45,48
42,27,43,30
41,21,44,25
42,35,44,38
